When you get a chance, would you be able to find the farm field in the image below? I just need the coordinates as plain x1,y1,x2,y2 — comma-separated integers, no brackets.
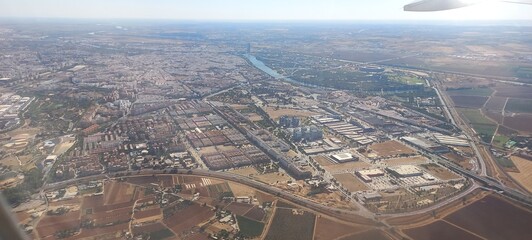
264,203,316,240
236,215,265,238
458,108,495,125
36,211,82,239
103,181,136,205
404,220,483,240
163,203,214,237
368,140,416,157
339,229,392,240
494,84,532,99
504,114,532,133
313,216,367,240
334,173,369,192
443,195,532,240
491,134,510,148
450,95,488,108
484,96,506,111
505,98,532,114
484,110,503,124
508,156,532,193
457,108,497,142
447,87,493,97
225,202,255,216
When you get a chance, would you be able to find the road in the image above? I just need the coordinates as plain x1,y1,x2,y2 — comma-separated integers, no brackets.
42,169,379,225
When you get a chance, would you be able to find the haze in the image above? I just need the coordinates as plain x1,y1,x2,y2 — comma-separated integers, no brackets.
1,0,531,21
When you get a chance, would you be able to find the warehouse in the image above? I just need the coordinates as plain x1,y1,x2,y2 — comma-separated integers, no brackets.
386,165,423,178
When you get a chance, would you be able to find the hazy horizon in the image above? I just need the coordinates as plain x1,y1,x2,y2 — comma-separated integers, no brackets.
1,0,532,21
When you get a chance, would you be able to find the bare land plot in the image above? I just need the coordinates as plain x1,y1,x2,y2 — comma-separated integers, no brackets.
404,220,483,240
36,211,81,238
323,161,371,172
313,216,367,240
443,152,473,170
228,166,260,177
484,110,504,124
494,84,532,99
254,172,292,184
163,203,214,236
339,229,392,240
386,156,428,166
225,202,255,216
419,163,461,180
333,173,369,192
312,155,335,166
504,114,532,133
444,195,532,240
264,107,318,120
508,156,532,193
103,181,135,205
484,96,507,111
368,140,416,157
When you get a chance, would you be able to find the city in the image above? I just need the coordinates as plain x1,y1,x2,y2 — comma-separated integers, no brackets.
1,5,532,240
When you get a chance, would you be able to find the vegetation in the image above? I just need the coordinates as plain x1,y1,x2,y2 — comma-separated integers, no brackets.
515,66,532,80
457,108,497,142
471,124,497,143
236,215,265,238
387,73,425,85
149,228,174,239
2,168,43,206
494,157,516,169
447,87,493,96
492,135,510,148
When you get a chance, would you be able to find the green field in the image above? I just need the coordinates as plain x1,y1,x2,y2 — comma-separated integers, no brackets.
458,109,497,143
447,87,494,96
492,134,510,148
472,124,497,143
149,228,174,239
388,73,425,85
458,109,495,125
515,66,532,79
237,215,264,238
494,157,516,169
505,98,532,114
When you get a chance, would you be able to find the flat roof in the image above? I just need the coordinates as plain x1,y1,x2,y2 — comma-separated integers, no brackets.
387,165,422,175
332,153,354,161
357,169,385,176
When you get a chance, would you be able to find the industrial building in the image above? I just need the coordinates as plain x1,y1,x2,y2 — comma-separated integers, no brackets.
331,153,357,163
356,169,385,182
386,165,423,178
433,133,469,147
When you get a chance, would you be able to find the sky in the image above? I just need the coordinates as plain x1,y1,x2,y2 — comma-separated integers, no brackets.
0,0,531,21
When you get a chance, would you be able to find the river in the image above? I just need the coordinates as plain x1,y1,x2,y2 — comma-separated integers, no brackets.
244,54,315,87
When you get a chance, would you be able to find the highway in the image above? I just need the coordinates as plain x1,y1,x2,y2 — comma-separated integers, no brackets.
41,168,379,225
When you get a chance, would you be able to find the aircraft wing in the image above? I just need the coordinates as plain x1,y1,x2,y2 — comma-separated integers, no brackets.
404,0,532,11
